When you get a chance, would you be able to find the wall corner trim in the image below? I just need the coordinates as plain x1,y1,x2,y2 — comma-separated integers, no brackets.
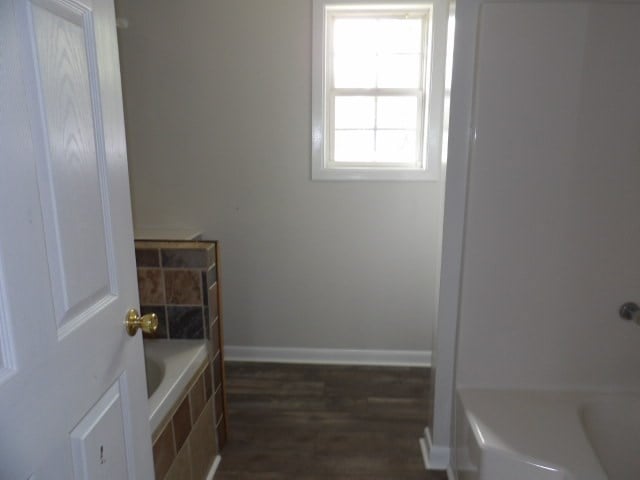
205,455,221,480
224,346,431,367
420,427,451,471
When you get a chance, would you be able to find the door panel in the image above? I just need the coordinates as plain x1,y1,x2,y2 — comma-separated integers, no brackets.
70,378,128,479
0,0,154,478
29,0,116,335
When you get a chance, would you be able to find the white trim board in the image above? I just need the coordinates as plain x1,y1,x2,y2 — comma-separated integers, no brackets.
224,346,431,367
205,455,221,480
420,427,451,471
446,465,456,480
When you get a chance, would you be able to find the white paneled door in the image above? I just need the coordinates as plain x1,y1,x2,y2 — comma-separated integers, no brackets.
0,0,154,478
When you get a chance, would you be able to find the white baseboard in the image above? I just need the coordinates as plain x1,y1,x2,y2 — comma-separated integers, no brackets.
206,454,221,480
447,465,457,480
224,345,431,367
420,427,451,471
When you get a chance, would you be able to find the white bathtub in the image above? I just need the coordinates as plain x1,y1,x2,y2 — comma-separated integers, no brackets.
143,339,208,434
454,389,640,480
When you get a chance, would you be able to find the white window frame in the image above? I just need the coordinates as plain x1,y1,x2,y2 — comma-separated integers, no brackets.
311,0,449,181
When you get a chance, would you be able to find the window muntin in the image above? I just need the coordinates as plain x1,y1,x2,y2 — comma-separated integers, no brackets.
326,10,430,170
312,0,447,181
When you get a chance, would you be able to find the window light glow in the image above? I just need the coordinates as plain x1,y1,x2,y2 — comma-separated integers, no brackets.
311,0,448,181
328,12,428,165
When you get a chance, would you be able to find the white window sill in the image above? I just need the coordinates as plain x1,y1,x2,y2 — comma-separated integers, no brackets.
311,166,439,181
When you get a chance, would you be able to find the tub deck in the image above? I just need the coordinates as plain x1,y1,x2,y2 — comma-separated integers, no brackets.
455,389,614,480
143,339,208,434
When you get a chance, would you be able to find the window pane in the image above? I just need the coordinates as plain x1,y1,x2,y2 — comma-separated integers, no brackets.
375,130,417,163
322,11,432,174
377,19,423,53
334,54,376,88
334,130,375,163
333,18,377,55
377,96,418,129
377,54,421,88
335,97,375,129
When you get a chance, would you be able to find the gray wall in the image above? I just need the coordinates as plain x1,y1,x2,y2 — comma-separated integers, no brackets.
455,2,640,389
116,0,444,352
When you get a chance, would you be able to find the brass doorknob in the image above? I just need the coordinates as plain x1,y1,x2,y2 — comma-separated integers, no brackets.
125,309,158,336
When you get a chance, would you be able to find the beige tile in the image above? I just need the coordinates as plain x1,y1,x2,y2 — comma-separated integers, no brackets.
214,387,223,422
165,270,202,305
208,284,218,321
206,244,216,269
213,353,222,390
172,395,192,451
164,441,192,480
211,318,221,355
206,265,217,288
152,422,175,480
190,399,217,480
137,268,165,305
189,373,206,423
203,363,213,401
216,415,227,450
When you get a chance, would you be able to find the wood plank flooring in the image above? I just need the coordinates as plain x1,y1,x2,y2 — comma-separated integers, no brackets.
215,362,447,480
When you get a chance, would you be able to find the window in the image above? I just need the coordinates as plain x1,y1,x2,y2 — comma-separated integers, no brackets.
312,0,448,181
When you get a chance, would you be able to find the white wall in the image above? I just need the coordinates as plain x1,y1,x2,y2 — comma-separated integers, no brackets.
455,1,640,390
115,0,444,353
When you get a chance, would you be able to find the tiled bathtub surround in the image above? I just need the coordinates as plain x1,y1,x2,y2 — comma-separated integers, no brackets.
135,241,217,340
135,240,228,475
151,360,218,480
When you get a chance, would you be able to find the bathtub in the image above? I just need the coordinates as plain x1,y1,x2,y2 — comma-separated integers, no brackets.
454,389,640,480
143,339,208,433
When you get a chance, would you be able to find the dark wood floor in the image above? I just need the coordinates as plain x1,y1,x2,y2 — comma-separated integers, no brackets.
215,362,447,480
